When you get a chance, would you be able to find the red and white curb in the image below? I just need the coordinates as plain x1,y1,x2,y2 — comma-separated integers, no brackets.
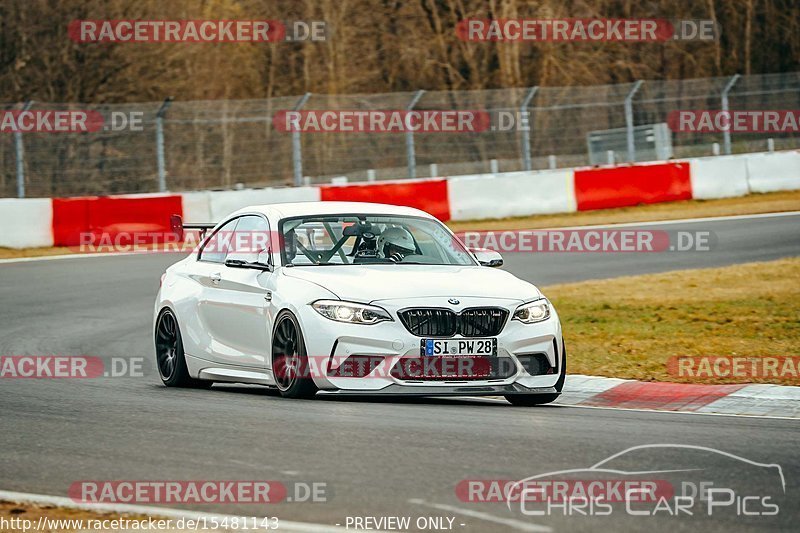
557,375,800,418
0,490,351,533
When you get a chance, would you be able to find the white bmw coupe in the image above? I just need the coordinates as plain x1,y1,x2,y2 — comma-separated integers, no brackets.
154,202,565,405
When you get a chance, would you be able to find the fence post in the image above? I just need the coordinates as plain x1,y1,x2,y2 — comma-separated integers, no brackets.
155,97,173,192
14,100,33,198
292,92,311,186
624,80,644,162
721,74,741,155
520,86,538,171
405,90,425,179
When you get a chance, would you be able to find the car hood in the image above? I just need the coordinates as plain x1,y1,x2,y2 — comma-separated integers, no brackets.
281,265,541,303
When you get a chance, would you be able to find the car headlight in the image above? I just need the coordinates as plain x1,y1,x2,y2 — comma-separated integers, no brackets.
311,300,392,325
513,299,550,323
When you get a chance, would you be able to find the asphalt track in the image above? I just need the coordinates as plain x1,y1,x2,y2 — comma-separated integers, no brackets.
1,212,799,532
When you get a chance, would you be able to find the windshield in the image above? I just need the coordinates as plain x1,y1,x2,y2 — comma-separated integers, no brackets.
279,214,476,267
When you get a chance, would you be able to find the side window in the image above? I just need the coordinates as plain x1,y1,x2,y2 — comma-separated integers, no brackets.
225,215,271,263
198,218,240,263
406,224,442,260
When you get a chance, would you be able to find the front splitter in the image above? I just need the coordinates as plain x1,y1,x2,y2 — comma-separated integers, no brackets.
317,382,559,396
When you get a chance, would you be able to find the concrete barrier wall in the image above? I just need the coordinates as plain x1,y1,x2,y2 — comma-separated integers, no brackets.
2,151,798,249
574,161,692,211
0,199,54,248
320,178,451,221
180,191,212,223
746,151,800,193
689,154,751,199
51,195,183,247
448,169,575,221
205,187,321,221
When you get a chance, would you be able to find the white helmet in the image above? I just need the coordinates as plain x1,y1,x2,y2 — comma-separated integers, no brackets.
377,226,415,257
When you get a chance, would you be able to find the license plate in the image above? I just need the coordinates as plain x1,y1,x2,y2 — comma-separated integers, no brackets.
421,338,497,357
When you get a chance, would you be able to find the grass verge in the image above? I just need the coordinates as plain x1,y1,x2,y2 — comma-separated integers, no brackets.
0,246,75,260
0,501,158,532
544,257,800,385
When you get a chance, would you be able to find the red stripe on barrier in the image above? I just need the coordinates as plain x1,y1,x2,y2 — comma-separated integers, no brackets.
52,195,183,246
52,197,91,247
319,179,451,221
581,381,745,411
574,162,692,211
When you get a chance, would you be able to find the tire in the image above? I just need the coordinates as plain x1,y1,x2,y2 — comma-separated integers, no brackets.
271,310,318,399
505,341,567,406
155,308,212,388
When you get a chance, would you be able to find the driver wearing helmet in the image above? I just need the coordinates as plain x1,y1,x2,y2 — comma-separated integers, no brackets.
377,226,416,263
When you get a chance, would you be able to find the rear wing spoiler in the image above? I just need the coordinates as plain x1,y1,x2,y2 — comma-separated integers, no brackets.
170,214,215,241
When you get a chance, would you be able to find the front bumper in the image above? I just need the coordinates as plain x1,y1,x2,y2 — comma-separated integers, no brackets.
297,296,564,394
318,383,559,397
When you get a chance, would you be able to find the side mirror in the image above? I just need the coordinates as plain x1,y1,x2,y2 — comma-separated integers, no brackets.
225,249,273,271
469,247,503,267
257,249,273,268
225,259,272,271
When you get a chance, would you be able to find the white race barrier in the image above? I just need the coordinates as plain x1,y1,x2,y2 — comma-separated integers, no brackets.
746,151,800,193
207,186,321,221
689,154,751,199
4,151,799,249
447,169,576,221
0,199,54,248
181,191,212,223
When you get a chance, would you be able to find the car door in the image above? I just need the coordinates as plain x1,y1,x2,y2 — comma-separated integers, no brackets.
184,217,253,363
183,217,239,361
210,214,275,369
